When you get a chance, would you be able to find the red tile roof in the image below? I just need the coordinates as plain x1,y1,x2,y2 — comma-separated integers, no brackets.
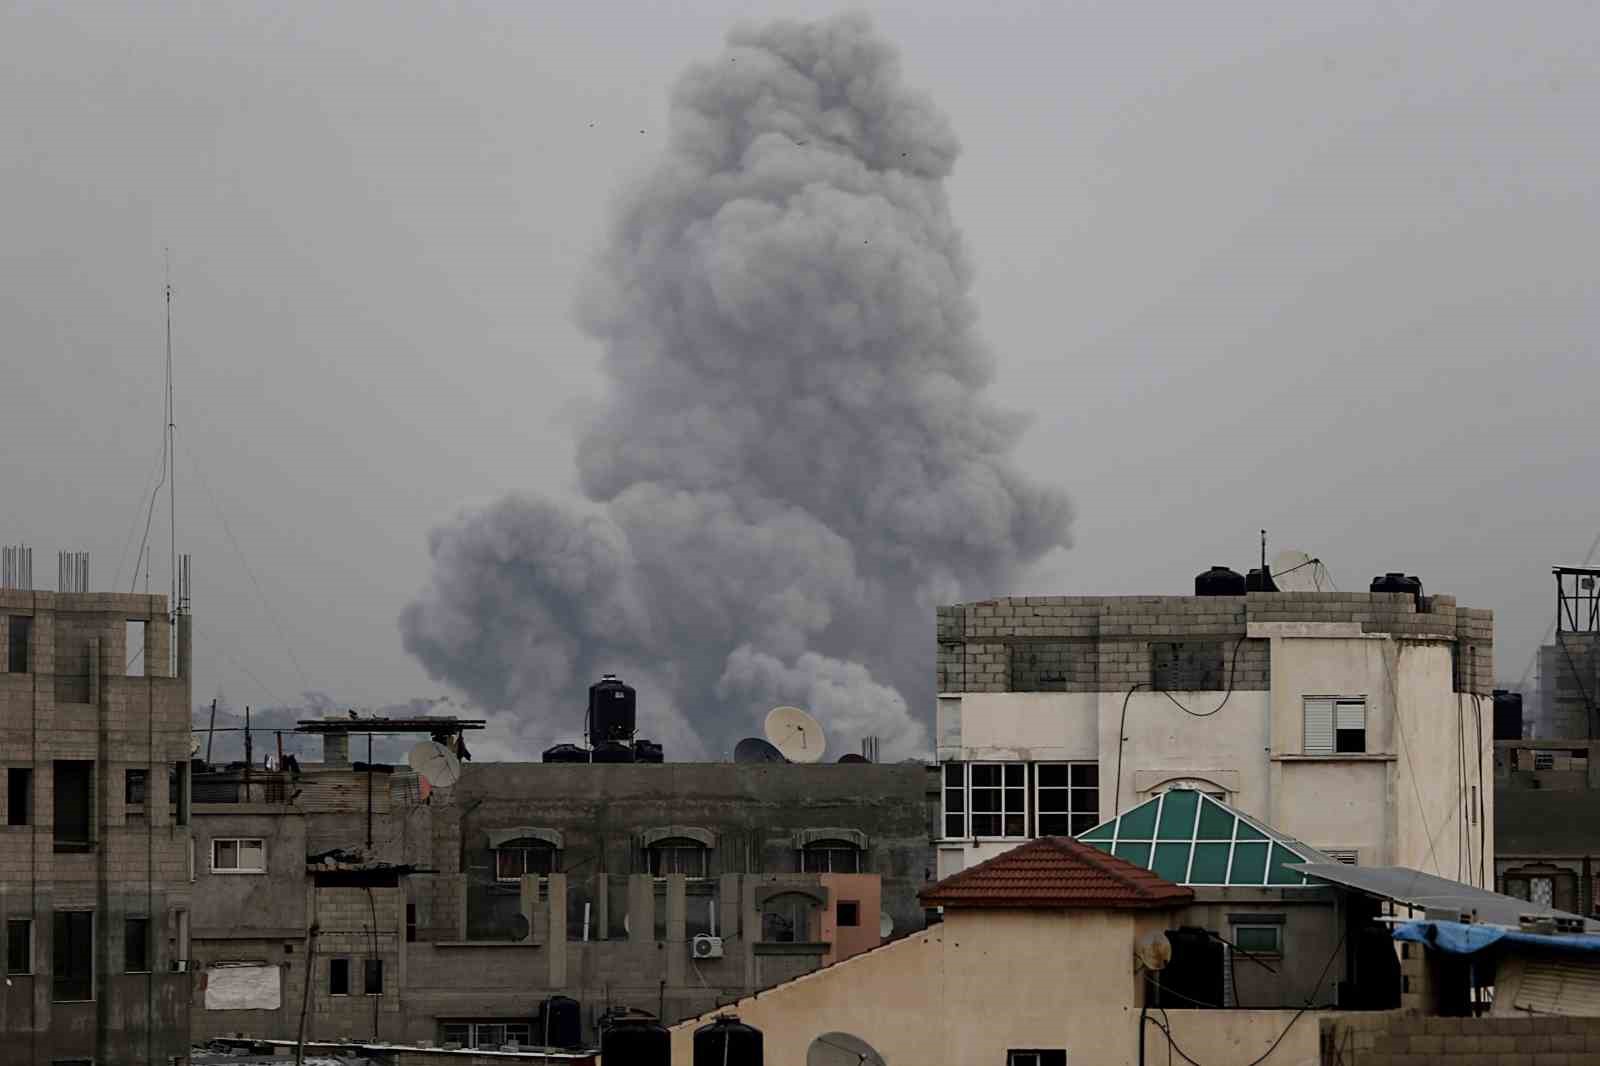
918,837,1194,910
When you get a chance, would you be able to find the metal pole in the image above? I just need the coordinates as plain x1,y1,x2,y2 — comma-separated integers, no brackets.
295,922,318,1066
205,698,217,764
366,732,374,851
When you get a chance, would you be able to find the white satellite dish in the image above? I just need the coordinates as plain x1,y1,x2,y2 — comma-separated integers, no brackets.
879,911,894,938
1272,549,1330,593
765,706,826,764
1136,932,1173,972
407,740,462,788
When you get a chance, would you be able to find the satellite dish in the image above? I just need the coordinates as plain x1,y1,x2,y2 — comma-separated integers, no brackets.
734,737,788,765
766,706,825,764
879,911,893,938
808,1033,888,1066
1272,550,1330,593
1136,933,1173,972
190,737,201,758
623,914,630,936
407,740,461,787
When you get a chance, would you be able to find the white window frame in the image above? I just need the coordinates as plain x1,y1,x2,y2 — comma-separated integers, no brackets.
648,839,709,878
967,762,1027,840
1231,923,1283,957
1303,696,1367,756
210,837,266,874
799,840,863,873
1035,762,1100,838
494,844,558,883
941,762,967,839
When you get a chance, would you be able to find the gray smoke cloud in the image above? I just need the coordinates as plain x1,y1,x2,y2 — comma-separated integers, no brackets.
401,13,1071,761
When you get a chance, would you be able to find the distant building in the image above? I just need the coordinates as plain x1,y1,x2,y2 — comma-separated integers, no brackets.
187,730,933,1050
934,583,1495,884
0,587,194,1065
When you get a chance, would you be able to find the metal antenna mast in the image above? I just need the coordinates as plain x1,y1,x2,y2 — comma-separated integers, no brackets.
167,253,176,627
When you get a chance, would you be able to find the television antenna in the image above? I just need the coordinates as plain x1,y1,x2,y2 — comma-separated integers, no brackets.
765,706,825,764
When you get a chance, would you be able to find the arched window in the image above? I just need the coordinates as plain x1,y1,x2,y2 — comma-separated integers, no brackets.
648,837,709,878
495,839,560,881
801,840,862,874
760,891,821,943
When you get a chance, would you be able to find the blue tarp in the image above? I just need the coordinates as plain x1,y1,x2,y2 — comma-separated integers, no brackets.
1394,920,1600,957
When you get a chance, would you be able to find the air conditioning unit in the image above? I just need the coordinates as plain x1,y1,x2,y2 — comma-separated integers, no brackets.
169,960,189,973
691,934,723,960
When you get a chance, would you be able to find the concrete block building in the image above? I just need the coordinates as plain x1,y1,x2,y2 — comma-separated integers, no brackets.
0,589,194,1065
934,585,1495,886
189,741,933,1050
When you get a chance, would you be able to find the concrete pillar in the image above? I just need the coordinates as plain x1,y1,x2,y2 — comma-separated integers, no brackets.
593,873,608,940
627,874,654,943
666,875,687,988
547,873,567,986
323,732,350,766
520,874,538,945
718,874,740,941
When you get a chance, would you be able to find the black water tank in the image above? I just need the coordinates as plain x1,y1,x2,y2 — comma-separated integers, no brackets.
537,995,582,1049
694,1016,763,1066
1370,572,1424,601
1245,567,1278,593
633,739,664,764
602,1019,671,1066
591,740,636,764
542,743,590,764
1195,566,1247,597
1493,689,1525,742
588,674,637,743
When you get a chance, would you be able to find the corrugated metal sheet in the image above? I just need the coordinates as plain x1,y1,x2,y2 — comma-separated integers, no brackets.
1511,958,1600,1015
1293,864,1600,931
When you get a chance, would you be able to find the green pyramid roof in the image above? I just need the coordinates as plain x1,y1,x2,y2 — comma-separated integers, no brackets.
1075,788,1335,887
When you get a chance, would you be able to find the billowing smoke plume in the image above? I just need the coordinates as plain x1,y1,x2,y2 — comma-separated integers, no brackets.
401,14,1071,761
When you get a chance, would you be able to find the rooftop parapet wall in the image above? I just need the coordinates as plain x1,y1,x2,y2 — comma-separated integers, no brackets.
937,592,1493,696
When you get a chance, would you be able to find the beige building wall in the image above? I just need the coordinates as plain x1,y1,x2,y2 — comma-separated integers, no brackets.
668,908,1327,1066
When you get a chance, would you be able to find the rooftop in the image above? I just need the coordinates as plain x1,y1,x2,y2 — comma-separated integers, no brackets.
919,835,1193,910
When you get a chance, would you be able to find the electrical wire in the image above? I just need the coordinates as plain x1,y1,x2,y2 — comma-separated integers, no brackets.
1113,684,1147,817
1157,636,1249,718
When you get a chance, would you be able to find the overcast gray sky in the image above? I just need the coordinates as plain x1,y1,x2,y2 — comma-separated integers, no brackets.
3,1,1595,732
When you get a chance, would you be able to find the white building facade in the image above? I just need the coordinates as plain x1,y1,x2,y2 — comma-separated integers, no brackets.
935,589,1496,885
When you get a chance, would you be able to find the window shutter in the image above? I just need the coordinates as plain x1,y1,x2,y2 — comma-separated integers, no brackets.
1513,958,1600,1015
1303,699,1335,755
1335,700,1366,731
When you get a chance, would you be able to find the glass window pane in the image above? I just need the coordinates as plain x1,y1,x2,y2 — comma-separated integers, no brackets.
1152,842,1191,883
1005,787,1026,811
239,841,264,869
1071,787,1098,817
1071,763,1098,787
1196,798,1236,841
215,840,237,869
1038,764,1070,788
1234,820,1268,843
1235,926,1281,954
1037,789,1067,814
1189,843,1232,884
972,814,1001,837
1069,813,1099,836
1118,801,1159,840
1003,814,1025,837
1267,844,1307,885
1085,837,1113,853
944,763,964,787
971,765,1002,787
1230,842,1268,884
944,814,965,837
1004,764,1025,787
1156,790,1199,840
1113,841,1151,867
1078,821,1115,842
1038,813,1070,836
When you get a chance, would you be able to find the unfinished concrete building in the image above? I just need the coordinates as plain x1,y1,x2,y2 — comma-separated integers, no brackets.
0,581,194,1065
188,724,933,1051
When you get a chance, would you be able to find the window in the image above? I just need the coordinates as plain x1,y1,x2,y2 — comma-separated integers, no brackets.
1232,925,1282,956
1531,877,1555,908
124,917,150,973
7,616,30,673
7,918,31,974
969,763,1026,837
495,843,559,881
1324,849,1359,866
52,911,93,1001
648,839,708,877
329,957,350,996
363,958,383,995
406,903,417,943
1037,762,1099,836
7,767,30,825
943,763,966,838
53,761,93,850
211,838,266,873
125,769,147,807
1303,697,1366,755
761,895,817,943
837,901,860,928
169,762,188,826
1008,1051,1066,1066
441,1022,533,1051
801,841,862,873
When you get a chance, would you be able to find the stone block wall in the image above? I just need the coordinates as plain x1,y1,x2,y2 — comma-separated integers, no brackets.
1321,1013,1600,1064
937,591,1493,696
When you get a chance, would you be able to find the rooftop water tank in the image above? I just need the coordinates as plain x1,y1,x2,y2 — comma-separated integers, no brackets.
1195,566,1247,597
633,739,664,764
694,1016,763,1066
1493,689,1524,742
1245,567,1277,593
588,674,637,744
542,744,590,764
601,1019,671,1066
538,995,582,1049
1370,572,1424,604
591,740,636,764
